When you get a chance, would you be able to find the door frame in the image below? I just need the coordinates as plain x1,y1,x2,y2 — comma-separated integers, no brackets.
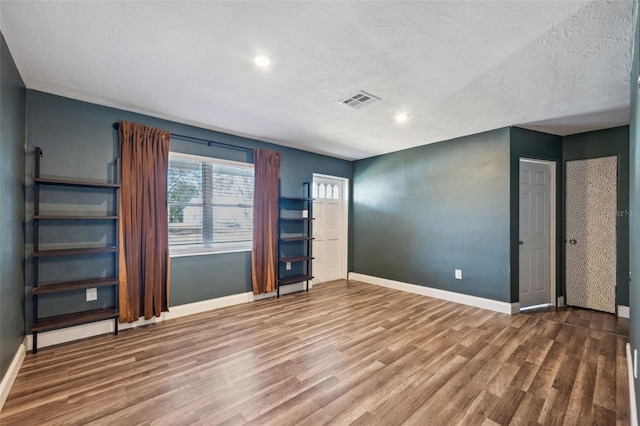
519,158,557,310
312,173,349,286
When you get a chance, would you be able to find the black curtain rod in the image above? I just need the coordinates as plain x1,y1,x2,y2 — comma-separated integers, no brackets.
112,123,253,154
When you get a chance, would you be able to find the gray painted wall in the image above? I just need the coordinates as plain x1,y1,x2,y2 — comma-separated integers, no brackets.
629,0,640,412
0,33,26,379
352,128,512,302
351,124,627,308
509,127,563,304
563,126,630,307
25,90,351,329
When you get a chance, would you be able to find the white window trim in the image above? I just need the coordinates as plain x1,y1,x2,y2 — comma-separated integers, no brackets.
168,152,254,257
169,151,253,169
170,243,252,258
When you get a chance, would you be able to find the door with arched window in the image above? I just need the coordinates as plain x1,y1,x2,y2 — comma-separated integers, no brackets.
312,175,347,284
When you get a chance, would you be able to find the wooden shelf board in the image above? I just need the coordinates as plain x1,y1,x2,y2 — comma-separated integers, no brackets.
279,236,313,242
34,215,119,220
33,278,119,294
278,274,313,285
279,256,314,263
32,308,119,332
34,177,120,189
33,247,118,257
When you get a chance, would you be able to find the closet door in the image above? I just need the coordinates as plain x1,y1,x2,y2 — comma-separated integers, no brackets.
565,156,617,313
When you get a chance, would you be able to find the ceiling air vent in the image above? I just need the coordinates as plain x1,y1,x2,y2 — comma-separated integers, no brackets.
339,91,381,110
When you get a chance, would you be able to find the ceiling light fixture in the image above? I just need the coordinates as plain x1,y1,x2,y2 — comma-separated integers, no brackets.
254,55,272,68
395,112,409,123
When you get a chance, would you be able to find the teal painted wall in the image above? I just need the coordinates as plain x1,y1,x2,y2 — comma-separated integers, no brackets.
352,128,512,302
24,90,351,330
563,126,630,307
352,123,627,308
629,0,640,412
0,33,26,379
509,127,563,304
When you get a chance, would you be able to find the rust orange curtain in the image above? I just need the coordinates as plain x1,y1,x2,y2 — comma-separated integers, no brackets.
118,121,171,322
251,149,281,294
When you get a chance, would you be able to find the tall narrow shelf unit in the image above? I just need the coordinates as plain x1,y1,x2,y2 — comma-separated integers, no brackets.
277,182,314,297
31,147,120,353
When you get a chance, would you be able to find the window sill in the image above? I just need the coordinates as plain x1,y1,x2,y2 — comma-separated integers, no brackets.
170,243,252,258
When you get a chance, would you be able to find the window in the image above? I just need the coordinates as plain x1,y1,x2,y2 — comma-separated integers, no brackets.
168,152,254,256
332,184,340,199
319,183,326,198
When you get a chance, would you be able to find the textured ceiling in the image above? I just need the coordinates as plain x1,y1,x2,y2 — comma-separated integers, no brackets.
0,1,636,160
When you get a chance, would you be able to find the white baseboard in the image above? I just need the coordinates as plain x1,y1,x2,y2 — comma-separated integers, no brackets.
520,303,552,312
619,305,630,319
278,282,308,295
557,296,565,307
26,284,309,352
348,273,519,315
0,338,26,412
627,343,638,426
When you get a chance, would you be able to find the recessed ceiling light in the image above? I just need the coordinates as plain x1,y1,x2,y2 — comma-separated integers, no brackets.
254,55,271,68
395,112,409,123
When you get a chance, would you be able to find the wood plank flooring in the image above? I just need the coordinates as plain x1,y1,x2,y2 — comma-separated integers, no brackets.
1,279,630,425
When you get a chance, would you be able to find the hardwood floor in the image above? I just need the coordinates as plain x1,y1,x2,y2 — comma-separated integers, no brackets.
1,279,630,425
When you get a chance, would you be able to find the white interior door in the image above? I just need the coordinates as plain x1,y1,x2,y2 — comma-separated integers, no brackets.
312,176,345,284
565,156,617,313
519,160,552,308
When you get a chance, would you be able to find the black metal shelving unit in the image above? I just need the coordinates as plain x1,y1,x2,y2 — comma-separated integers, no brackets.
31,147,120,353
277,182,314,297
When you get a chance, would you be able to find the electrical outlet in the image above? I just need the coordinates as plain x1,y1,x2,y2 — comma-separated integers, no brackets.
86,287,97,301
455,269,462,280
286,262,292,270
